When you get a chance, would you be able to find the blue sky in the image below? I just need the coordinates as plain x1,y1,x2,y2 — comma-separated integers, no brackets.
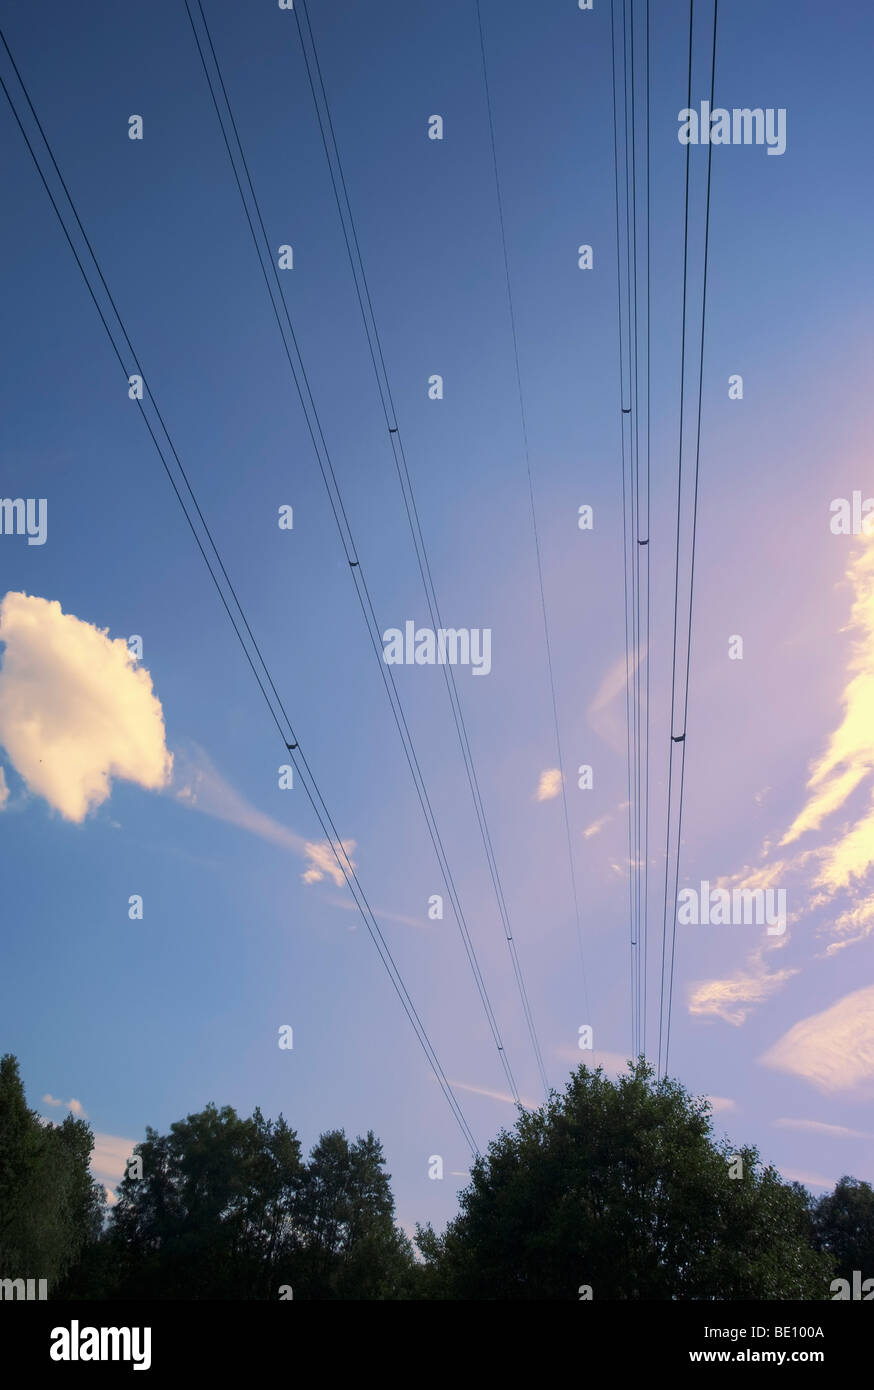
1,0,873,1238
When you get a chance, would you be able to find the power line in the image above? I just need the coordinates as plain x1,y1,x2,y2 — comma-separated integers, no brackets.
286,0,550,1096
0,27,479,1157
641,0,653,1059
625,0,644,1061
611,0,640,1059
664,0,718,1076
182,0,525,1106
658,0,717,1076
474,0,591,1027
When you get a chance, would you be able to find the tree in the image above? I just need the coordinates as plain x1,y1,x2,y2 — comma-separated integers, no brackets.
0,1054,104,1292
100,1106,415,1299
416,1061,835,1300
107,1103,303,1299
294,1130,416,1299
813,1177,874,1283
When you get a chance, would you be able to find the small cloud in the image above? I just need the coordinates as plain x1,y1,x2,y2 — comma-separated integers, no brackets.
0,767,8,809
583,813,611,840
41,1093,88,1119
0,592,172,822
302,839,356,887
535,768,562,802
707,1096,737,1114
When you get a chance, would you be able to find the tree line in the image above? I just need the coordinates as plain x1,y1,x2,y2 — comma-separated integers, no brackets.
1,1053,871,1300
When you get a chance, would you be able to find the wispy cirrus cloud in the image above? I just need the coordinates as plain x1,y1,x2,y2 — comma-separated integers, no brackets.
688,536,874,1024
587,650,643,754
583,812,612,839
779,1168,836,1191
759,984,874,1094
173,743,355,887
773,1116,874,1139
439,1078,539,1110
688,944,799,1027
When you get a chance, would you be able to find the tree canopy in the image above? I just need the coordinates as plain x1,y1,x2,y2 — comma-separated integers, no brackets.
416,1061,836,1300
5,1052,869,1300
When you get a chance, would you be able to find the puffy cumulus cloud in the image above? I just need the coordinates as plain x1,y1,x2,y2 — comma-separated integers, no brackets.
759,985,874,1093
535,768,562,801
0,593,172,822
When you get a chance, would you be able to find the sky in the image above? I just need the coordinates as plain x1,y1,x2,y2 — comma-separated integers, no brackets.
1,0,873,1240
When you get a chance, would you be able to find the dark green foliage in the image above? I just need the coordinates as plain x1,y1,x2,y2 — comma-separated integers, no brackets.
813,1176,874,1282
0,1053,104,1292
416,1061,836,1300
100,1108,414,1299
106,1103,304,1299
293,1129,416,1299
3,1051,856,1300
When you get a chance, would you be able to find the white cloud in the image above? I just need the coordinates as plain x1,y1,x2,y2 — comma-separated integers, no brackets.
301,839,355,887
0,592,172,821
759,985,874,1093
583,813,612,839
41,1093,87,1118
688,958,798,1026
535,768,562,802
0,766,8,809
